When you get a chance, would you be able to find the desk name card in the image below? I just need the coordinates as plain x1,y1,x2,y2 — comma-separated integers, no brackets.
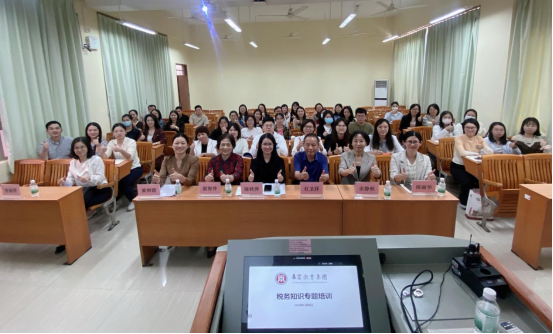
1,184,21,198
300,182,323,195
412,180,436,193
198,182,221,195
242,182,263,196
137,184,160,197
354,182,379,195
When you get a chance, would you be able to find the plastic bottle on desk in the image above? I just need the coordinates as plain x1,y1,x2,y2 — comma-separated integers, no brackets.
384,180,391,200
274,179,281,197
437,178,446,197
30,180,39,198
474,288,500,333
225,179,232,197
175,179,182,196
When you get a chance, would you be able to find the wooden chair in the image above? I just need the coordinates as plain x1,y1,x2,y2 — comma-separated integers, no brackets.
409,126,433,154
4,159,45,186
164,131,177,155
290,129,301,137
390,120,401,137
374,106,388,110
523,153,552,184
437,137,456,180
285,140,292,157
281,156,293,185
479,155,525,232
242,157,251,182
44,159,71,186
373,155,391,185
185,124,195,144
106,132,112,142
328,156,342,185
136,142,153,183
196,157,211,183
88,159,120,231
247,140,252,149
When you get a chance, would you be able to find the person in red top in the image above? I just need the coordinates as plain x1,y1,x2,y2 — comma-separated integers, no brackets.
205,134,243,185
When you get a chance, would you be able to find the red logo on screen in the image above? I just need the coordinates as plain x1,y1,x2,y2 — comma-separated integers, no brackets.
275,273,287,285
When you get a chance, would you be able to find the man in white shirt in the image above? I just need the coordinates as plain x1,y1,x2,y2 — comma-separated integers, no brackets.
249,117,288,157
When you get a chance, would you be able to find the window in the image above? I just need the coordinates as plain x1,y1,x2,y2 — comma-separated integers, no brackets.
176,64,186,76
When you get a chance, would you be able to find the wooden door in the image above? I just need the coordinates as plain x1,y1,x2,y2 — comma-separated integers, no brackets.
176,64,191,110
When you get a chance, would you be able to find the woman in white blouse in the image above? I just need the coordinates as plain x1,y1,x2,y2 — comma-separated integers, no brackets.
241,115,262,140
484,122,521,154
366,119,404,155
190,126,217,157
59,137,110,210
432,111,462,140
229,123,248,156
390,131,435,185
292,119,327,156
100,123,143,211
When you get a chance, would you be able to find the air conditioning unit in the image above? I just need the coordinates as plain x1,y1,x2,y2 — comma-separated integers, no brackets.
374,80,388,107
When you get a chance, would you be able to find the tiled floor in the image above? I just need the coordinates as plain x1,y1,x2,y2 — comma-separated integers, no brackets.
0,192,550,332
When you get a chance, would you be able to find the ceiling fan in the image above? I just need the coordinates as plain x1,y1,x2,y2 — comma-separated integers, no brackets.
280,32,302,39
257,5,309,21
340,28,382,38
369,0,427,17
221,34,237,41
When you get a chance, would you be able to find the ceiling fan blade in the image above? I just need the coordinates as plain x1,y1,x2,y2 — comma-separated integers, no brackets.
398,5,428,10
368,8,392,17
291,15,309,21
257,14,288,17
376,1,390,9
291,5,308,15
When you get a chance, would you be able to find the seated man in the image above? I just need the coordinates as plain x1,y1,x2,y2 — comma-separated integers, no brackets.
37,121,73,161
189,105,209,127
348,108,374,135
293,134,329,183
249,117,288,157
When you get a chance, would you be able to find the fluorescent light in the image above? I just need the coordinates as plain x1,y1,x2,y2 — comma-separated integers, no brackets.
382,35,398,43
430,8,466,24
202,4,208,13
322,38,331,45
224,18,242,33
121,22,156,35
249,41,258,48
339,13,357,28
184,43,199,50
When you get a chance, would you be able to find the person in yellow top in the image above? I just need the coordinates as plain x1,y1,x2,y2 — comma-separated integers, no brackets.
450,118,493,209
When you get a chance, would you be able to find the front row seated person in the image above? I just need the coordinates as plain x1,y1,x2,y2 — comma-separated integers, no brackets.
190,126,217,157
390,130,436,185
249,117,289,157
339,131,381,184
38,120,73,161
293,134,330,183
248,133,286,183
152,134,199,186
100,123,143,211
205,134,243,185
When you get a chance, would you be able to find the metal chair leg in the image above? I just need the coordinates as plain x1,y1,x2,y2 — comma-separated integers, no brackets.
104,198,120,231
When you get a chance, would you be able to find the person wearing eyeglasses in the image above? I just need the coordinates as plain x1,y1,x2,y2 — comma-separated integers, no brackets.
390,131,435,185
450,118,493,209
292,119,326,156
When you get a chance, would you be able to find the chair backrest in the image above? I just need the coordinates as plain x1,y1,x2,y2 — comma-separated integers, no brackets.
136,142,153,164
523,153,552,183
482,155,525,192
437,137,456,172
285,140,292,156
390,120,401,136
374,155,391,185
196,157,211,183
328,156,342,185
164,131,177,155
102,159,117,184
409,126,433,154
11,159,45,186
242,157,251,182
290,129,301,136
106,132,113,141
45,159,71,186
185,124,195,143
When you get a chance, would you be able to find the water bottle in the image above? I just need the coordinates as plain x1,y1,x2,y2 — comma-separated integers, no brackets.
174,179,182,196
384,180,391,200
474,288,500,333
30,180,39,198
274,179,281,197
437,178,446,197
225,179,232,197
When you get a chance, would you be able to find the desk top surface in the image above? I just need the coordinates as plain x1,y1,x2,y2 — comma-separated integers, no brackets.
0,186,81,201
520,184,552,199
337,184,458,201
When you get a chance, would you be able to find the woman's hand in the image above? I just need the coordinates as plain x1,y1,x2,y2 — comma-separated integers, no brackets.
446,124,454,132
323,131,329,137
395,168,408,182
347,163,356,176
78,175,90,183
277,169,284,183
426,169,436,181
248,169,254,182
205,170,214,182
152,170,160,184
168,168,184,183
509,140,517,148
139,134,145,141
334,146,343,155
344,144,351,152
370,163,381,178
92,138,100,147
475,144,484,151
58,177,66,187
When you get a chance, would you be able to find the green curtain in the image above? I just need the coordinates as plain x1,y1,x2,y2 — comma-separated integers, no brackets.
421,9,480,119
0,0,89,172
391,29,426,106
503,0,551,137
98,14,174,125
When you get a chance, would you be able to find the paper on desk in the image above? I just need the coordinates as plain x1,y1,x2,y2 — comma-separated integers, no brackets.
115,159,125,165
160,184,176,197
235,184,286,196
465,155,482,162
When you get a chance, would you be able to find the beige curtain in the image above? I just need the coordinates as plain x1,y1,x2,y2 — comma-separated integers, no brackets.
390,29,426,106
503,0,552,137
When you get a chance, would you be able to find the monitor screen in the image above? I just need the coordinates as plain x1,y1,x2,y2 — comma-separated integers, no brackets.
241,255,370,333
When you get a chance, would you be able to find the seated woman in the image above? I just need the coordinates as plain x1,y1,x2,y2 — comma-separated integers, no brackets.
140,114,167,170
229,123,249,156
238,104,248,124
129,109,143,130
85,122,107,155
340,106,354,125
510,117,551,154
205,134,243,185
190,126,217,157
422,104,440,127
164,110,184,134
248,133,286,183
317,110,335,138
101,123,143,211
253,109,264,127
339,131,381,184
292,106,308,130
122,114,142,141
384,101,403,122
455,109,487,137
366,119,404,155
399,103,422,134
485,122,521,154
432,111,462,140
292,119,327,156
333,104,343,121
293,134,330,183
325,118,351,156
229,110,244,128
151,109,165,129
390,131,436,185
450,119,493,209
152,134,198,186
274,113,290,140
209,116,230,140
241,115,263,140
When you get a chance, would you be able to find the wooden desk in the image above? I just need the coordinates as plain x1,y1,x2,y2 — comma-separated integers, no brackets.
512,184,552,269
338,185,458,237
427,139,439,156
0,187,90,264
462,156,483,195
152,144,165,160
134,185,343,266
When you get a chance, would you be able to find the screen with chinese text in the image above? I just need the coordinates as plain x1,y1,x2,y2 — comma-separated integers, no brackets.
241,255,370,332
